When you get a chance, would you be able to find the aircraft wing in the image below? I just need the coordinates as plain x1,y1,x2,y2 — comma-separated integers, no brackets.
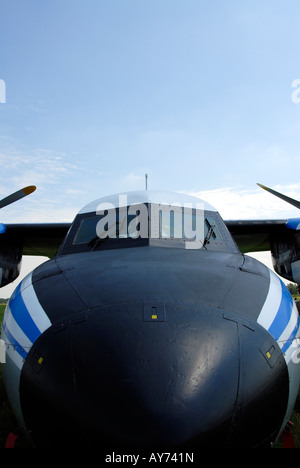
0,183,292,258
4,220,289,257
226,184,300,283
225,219,288,253
1,183,300,286
4,223,71,257
0,186,73,286
4,220,288,256
0,222,71,287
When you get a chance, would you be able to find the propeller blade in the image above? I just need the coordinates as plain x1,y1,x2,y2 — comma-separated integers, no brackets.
257,183,300,210
0,185,36,209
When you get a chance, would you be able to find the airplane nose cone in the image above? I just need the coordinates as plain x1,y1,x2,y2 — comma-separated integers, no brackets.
20,303,289,448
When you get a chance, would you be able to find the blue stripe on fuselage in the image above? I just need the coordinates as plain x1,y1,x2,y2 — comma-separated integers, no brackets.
8,282,41,344
281,317,300,355
268,280,294,341
1,320,28,359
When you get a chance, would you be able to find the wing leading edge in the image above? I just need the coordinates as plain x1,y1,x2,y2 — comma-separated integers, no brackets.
3,219,287,257
3,220,289,256
4,223,71,258
225,219,288,253
0,184,300,285
226,184,300,283
0,183,292,258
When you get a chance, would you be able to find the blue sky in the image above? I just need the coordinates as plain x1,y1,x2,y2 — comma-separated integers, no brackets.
1,0,300,294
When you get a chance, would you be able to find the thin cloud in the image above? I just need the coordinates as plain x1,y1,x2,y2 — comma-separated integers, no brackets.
188,184,300,220
0,148,77,190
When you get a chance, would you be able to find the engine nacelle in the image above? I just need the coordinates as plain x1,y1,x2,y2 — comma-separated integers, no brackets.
0,224,22,287
271,219,300,283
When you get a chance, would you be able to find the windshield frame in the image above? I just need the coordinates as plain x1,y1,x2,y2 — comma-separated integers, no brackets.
58,203,237,255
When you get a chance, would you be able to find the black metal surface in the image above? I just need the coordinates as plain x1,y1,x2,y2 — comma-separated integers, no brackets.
225,220,287,253
32,247,270,323
5,223,71,257
0,230,22,286
19,246,289,448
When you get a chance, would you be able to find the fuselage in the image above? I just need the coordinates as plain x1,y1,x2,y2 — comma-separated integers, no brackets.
1,191,300,448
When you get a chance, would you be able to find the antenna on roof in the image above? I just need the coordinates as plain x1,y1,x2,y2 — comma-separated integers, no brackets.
145,173,148,191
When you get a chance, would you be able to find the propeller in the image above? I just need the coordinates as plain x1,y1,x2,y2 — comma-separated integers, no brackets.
257,183,300,210
0,185,36,210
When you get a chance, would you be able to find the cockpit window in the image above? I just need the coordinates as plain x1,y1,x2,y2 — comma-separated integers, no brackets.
59,202,236,255
73,214,139,245
73,216,99,245
158,210,222,242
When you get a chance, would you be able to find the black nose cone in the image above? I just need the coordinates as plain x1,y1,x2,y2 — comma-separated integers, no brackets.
20,303,289,448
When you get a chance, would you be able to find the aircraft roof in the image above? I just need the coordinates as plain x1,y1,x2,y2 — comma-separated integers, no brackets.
78,190,218,214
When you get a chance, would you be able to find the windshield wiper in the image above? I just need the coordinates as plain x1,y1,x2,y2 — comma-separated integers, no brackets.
203,225,215,249
88,236,108,251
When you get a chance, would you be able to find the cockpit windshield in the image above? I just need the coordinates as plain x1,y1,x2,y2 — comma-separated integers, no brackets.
59,201,236,255
73,213,141,244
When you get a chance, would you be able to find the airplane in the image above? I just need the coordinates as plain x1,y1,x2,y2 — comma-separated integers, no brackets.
0,183,300,448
